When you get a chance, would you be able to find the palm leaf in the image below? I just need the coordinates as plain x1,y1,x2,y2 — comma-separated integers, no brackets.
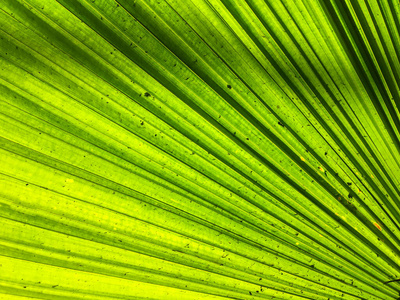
1,0,400,299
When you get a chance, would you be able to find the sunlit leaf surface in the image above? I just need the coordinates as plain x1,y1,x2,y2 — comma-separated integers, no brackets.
1,0,400,299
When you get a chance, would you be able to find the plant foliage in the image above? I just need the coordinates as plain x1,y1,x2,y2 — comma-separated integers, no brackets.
1,0,400,299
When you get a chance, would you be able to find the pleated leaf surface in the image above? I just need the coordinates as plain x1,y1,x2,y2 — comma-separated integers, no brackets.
1,0,400,299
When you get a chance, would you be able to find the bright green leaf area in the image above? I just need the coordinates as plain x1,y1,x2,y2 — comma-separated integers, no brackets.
1,0,400,299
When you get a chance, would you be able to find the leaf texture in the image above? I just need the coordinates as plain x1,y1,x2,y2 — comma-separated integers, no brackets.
0,0,400,299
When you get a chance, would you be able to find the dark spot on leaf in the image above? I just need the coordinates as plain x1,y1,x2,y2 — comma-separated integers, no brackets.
278,121,285,127
227,84,232,89
144,92,151,97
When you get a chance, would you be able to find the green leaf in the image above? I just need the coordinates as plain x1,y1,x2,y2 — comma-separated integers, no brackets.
1,0,400,299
